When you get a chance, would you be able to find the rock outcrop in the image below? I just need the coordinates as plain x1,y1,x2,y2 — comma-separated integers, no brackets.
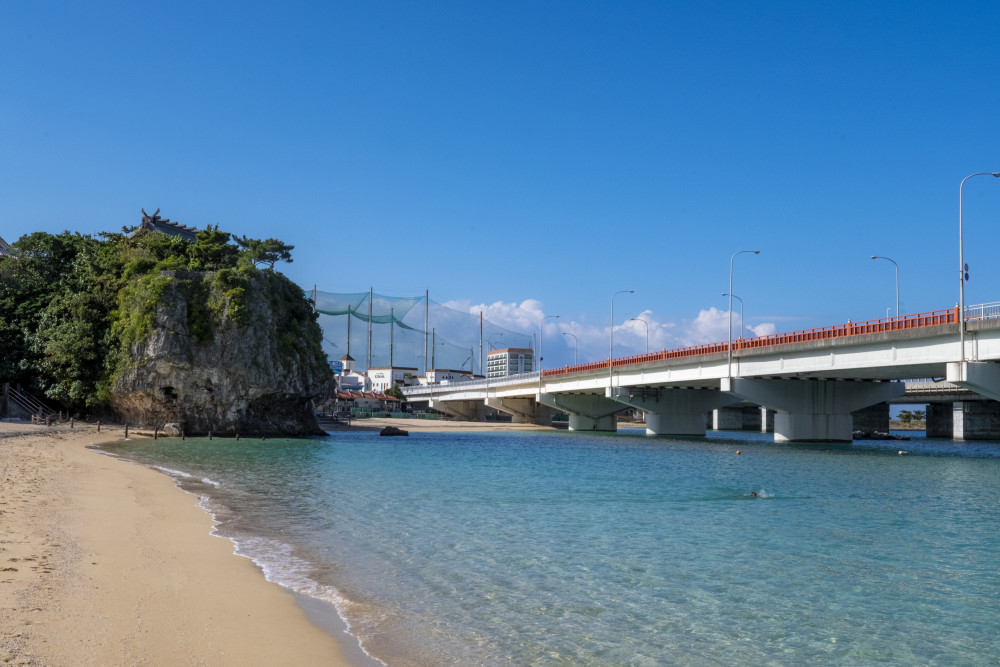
111,270,331,436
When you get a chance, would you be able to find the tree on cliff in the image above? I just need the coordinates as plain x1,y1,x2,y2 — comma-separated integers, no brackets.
189,225,240,271
234,235,294,270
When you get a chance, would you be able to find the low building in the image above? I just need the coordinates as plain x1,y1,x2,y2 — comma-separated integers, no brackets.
0,237,14,257
418,369,477,386
334,390,402,415
487,348,535,378
369,366,419,392
336,354,371,392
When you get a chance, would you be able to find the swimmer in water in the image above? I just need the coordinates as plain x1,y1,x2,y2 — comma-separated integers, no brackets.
749,491,757,497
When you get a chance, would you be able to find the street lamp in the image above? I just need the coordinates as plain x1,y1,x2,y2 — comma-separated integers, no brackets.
610,290,634,389
539,315,560,389
721,293,743,339
728,250,760,377
870,255,900,318
630,318,648,354
562,332,578,365
959,172,1000,363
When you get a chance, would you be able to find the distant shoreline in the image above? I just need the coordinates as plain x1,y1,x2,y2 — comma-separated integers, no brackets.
890,421,927,431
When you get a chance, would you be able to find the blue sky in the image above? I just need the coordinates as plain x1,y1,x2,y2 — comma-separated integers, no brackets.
3,1,1000,368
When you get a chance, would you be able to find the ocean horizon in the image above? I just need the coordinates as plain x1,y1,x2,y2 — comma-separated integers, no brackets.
98,427,1000,665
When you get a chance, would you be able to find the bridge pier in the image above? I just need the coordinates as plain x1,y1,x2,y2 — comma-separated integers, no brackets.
926,399,1000,440
851,402,891,435
485,397,555,425
712,405,762,431
538,393,623,432
610,387,736,436
925,402,953,438
761,407,775,433
428,399,485,422
722,378,904,443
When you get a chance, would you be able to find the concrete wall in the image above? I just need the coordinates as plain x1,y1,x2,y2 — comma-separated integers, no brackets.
851,402,890,435
953,400,1000,440
712,406,762,431
926,402,953,438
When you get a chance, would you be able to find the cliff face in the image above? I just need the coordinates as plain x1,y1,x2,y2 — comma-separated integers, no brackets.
111,270,331,436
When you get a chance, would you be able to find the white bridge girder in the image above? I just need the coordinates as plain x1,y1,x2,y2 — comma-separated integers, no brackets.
947,361,1000,402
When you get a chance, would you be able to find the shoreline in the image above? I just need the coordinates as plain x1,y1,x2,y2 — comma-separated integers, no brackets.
0,420,356,666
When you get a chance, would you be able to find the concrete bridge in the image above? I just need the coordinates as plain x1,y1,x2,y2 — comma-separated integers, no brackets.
402,306,1000,442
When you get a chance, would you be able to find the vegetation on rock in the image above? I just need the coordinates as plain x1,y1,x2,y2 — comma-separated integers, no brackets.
0,223,323,418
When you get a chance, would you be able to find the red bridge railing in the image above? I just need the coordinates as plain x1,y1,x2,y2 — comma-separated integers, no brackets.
542,306,960,379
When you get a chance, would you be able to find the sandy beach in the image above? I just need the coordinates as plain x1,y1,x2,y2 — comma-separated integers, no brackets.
0,415,634,666
0,421,352,666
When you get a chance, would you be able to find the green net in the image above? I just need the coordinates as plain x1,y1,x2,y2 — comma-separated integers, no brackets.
313,289,533,374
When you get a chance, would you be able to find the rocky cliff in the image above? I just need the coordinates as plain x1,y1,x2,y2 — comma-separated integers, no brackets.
110,269,331,436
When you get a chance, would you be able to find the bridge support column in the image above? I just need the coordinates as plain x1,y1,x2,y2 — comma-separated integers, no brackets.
538,393,624,432
722,379,905,443
761,407,775,433
712,406,762,431
428,399,485,422
926,402,953,438
485,397,554,425
952,400,1000,441
851,402,891,436
609,388,736,436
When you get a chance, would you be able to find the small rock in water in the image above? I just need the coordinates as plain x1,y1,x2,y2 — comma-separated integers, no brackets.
379,426,409,437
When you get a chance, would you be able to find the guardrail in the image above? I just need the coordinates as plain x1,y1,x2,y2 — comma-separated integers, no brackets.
402,371,540,397
401,303,991,393
966,301,1000,321
544,306,961,378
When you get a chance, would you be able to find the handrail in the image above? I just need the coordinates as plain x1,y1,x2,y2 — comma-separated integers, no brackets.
543,306,961,378
6,386,57,418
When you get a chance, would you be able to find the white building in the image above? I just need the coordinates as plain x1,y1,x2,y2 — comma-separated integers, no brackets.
418,369,477,386
487,347,535,378
337,354,370,392
369,366,419,392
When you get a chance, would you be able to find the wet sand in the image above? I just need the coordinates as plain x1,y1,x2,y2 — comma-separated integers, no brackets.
0,421,352,666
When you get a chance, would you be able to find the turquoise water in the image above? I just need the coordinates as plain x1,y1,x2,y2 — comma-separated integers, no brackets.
98,429,1000,666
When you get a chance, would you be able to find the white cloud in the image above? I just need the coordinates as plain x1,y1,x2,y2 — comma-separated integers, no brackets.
448,298,779,367
749,322,777,337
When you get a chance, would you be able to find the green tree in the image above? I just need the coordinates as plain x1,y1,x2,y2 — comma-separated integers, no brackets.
234,235,294,270
189,225,239,271
912,409,926,422
384,384,407,402
898,410,914,424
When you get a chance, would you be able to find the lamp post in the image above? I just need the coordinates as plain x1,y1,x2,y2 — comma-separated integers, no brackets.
562,332,578,365
610,290,634,389
629,318,648,354
870,255,900,318
728,250,759,377
721,293,744,339
539,315,560,390
959,172,1000,363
